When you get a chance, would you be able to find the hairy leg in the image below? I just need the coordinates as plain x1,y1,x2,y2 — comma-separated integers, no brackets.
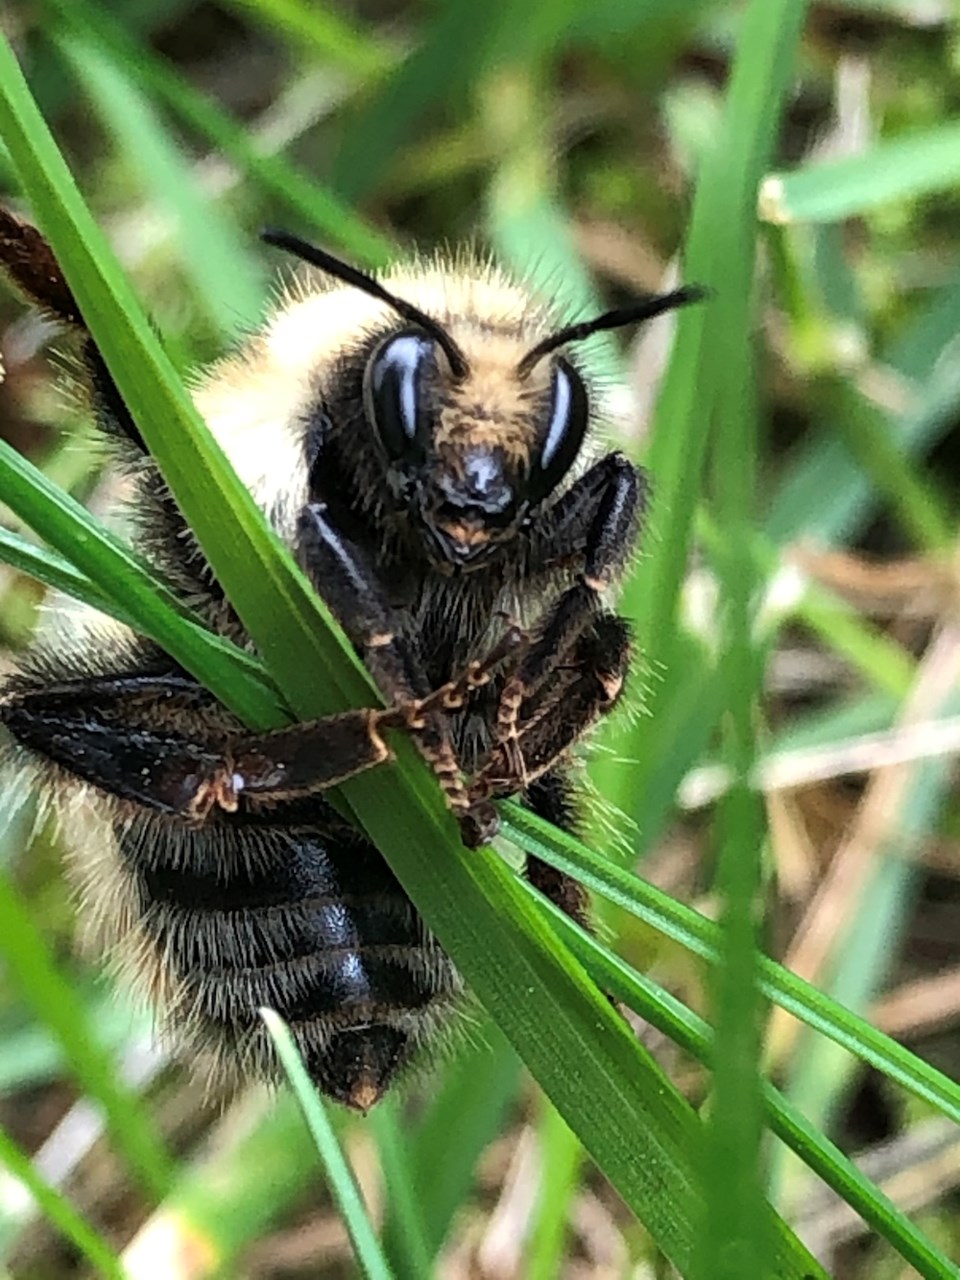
0,208,147,450
0,672,393,819
494,454,641,767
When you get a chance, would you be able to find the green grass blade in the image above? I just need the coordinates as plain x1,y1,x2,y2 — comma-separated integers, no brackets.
261,1010,396,1280
524,1102,581,1280
0,870,173,1200
501,803,960,1128
219,0,391,78
55,33,265,335
694,7,783,1268
596,0,810,844
383,1026,520,1262
537,896,958,1280
345,755,823,1279
0,34,378,729
761,121,960,223
0,526,140,628
630,0,807,663
0,1125,126,1280
370,1103,432,1280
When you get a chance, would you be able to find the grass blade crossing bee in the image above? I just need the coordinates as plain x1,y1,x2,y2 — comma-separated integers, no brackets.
0,209,703,1110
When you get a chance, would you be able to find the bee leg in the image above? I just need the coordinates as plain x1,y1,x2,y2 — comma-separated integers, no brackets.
523,772,591,930
0,208,146,450
411,624,528,716
0,673,394,818
463,615,630,851
0,209,82,324
298,501,475,823
495,452,642,754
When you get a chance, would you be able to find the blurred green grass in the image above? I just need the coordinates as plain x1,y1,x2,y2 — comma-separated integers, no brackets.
0,1,959,1277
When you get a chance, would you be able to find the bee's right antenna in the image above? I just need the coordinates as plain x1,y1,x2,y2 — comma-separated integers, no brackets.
517,284,710,377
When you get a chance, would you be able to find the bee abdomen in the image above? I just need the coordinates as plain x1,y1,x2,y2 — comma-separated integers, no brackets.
113,812,459,1109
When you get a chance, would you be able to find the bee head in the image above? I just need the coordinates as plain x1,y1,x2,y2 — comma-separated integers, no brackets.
360,321,593,568
263,230,706,570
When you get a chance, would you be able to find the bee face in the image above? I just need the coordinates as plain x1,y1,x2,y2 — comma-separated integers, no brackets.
363,325,588,568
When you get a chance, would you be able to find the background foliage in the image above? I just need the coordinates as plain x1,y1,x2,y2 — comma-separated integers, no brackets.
0,0,959,1277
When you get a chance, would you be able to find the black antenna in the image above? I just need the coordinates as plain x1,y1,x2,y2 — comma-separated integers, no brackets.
516,284,710,377
261,229,470,379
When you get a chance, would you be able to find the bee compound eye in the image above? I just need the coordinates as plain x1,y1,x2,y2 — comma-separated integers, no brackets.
363,329,435,465
529,357,588,505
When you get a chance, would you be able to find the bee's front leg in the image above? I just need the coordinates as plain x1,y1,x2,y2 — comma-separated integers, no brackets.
298,501,483,829
464,615,630,813
491,452,641,765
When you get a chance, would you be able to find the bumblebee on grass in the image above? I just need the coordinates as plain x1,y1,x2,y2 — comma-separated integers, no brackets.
0,210,702,1110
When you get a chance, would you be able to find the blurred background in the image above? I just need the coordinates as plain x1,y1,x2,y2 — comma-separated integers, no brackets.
1,0,960,1276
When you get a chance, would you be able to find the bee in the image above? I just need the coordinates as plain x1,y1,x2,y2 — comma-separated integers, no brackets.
0,210,702,1110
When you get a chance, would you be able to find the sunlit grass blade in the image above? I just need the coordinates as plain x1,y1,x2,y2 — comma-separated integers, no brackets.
534,894,958,1280
761,121,960,223
0,1125,125,1280
500,803,960,1127
261,1009,396,1280
55,33,265,336
0,870,173,1200
40,0,393,265
219,0,391,78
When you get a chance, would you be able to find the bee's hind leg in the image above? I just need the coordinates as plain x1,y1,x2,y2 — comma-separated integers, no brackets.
0,672,395,820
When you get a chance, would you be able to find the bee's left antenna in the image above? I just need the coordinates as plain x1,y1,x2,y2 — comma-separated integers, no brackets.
261,228,470,379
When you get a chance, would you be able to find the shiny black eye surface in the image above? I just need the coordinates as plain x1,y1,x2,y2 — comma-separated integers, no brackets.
363,329,435,464
528,358,588,506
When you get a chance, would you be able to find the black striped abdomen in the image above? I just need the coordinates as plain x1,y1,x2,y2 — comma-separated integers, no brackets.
115,805,459,1109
